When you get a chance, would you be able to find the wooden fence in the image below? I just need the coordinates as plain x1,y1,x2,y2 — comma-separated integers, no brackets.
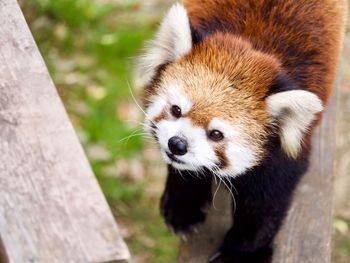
0,0,338,262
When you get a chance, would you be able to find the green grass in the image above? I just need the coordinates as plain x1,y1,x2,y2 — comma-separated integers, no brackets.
22,0,177,262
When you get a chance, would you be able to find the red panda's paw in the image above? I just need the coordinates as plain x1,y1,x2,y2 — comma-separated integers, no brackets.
160,190,210,235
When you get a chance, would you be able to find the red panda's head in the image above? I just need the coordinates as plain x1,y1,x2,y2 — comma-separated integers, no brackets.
136,4,323,177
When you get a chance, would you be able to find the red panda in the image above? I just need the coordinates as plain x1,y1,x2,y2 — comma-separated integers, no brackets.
136,0,347,262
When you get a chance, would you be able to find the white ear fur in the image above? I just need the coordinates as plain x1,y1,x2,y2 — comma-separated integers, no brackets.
266,90,323,158
135,3,192,87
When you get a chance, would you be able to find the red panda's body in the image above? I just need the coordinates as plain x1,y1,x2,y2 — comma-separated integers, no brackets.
137,1,347,262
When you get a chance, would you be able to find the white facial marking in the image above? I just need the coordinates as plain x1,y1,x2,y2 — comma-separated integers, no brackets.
267,90,323,158
144,87,192,131
144,95,167,133
208,118,240,138
146,96,167,119
209,118,257,177
225,144,256,175
166,88,193,114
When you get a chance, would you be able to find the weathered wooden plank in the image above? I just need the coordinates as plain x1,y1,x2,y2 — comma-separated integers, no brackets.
178,82,338,262
0,1,130,262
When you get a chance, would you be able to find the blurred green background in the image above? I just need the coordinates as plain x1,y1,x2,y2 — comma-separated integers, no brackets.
20,1,350,262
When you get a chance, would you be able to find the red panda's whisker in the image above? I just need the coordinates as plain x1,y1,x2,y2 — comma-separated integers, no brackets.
126,80,148,117
212,178,222,211
117,129,148,143
211,163,236,207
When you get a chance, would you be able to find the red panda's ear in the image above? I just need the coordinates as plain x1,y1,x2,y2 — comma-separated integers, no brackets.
266,89,323,158
135,3,192,87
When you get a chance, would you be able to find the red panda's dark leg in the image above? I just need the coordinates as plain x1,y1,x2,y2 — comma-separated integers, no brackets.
210,207,276,263
160,165,213,234
211,137,311,263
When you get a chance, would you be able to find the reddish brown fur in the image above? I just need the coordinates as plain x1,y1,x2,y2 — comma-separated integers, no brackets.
181,35,279,128
216,147,229,168
183,0,347,104
154,110,167,123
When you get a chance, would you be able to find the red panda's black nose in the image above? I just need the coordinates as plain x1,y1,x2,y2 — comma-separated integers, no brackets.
168,136,188,156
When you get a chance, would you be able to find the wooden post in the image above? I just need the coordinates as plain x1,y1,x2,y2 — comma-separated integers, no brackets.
178,82,338,262
0,1,130,262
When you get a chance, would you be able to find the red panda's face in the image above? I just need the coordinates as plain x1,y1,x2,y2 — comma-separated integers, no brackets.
143,36,278,177
137,4,323,177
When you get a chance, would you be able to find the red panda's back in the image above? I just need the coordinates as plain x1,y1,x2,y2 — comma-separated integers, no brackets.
182,0,347,103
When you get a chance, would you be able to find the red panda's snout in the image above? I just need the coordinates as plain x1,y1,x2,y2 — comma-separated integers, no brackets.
143,82,265,177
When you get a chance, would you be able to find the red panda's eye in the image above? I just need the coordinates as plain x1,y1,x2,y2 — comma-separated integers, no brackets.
171,105,182,118
209,130,224,142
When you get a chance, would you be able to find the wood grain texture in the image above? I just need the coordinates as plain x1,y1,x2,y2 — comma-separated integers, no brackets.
178,182,233,263
178,84,338,263
0,1,130,262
